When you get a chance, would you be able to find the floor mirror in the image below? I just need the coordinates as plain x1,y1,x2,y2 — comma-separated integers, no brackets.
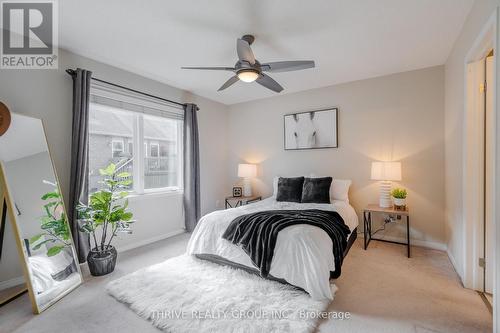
0,185,27,306
0,112,83,314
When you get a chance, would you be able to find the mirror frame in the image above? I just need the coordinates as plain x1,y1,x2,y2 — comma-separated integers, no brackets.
0,189,27,306
0,114,83,314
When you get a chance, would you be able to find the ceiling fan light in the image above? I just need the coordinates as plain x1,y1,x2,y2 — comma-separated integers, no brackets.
237,70,259,82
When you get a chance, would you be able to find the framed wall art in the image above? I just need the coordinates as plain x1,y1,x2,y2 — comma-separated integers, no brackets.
284,108,338,150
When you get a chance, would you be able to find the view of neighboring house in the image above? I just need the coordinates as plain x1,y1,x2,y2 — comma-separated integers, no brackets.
88,104,181,193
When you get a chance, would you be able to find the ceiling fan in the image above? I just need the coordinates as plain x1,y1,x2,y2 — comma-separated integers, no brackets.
181,35,315,93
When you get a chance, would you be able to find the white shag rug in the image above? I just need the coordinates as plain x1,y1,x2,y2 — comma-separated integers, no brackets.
106,255,335,333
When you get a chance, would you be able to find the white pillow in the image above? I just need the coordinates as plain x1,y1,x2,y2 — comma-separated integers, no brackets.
330,179,351,203
272,176,279,198
271,175,351,203
308,174,351,202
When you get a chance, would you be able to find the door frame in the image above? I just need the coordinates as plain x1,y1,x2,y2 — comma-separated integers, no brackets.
462,7,499,329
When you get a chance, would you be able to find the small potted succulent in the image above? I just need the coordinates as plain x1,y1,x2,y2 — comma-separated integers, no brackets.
391,188,407,209
77,162,135,276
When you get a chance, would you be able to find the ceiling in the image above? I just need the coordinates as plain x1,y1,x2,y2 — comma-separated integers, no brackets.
60,0,474,105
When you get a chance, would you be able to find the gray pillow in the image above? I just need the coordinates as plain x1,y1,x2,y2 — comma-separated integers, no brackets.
276,177,305,202
301,177,332,203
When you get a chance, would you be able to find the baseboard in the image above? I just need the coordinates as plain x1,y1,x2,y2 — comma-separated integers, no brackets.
446,248,464,283
410,238,447,251
0,276,24,291
446,248,458,270
78,229,187,273
362,234,447,251
118,229,187,253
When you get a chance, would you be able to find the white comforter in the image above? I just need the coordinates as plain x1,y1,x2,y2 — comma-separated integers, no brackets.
186,198,358,300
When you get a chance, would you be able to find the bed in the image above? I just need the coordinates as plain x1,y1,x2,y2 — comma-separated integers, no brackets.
187,194,359,301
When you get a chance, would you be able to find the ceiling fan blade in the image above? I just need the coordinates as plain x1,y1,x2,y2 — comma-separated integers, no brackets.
261,61,315,73
181,66,235,71
237,39,256,65
218,75,239,91
256,74,283,93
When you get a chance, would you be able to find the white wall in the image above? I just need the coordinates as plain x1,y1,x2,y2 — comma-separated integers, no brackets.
188,93,229,214
102,192,185,252
0,48,229,253
227,66,446,247
444,0,500,280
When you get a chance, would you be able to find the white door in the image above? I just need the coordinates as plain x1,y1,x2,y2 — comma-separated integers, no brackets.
465,58,486,291
485,54,494,294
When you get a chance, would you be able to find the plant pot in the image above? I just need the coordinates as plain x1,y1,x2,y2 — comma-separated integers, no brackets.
87,245,117,276
393,197,406,208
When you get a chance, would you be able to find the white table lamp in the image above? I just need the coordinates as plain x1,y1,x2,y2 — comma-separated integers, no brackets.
371,161,402,208
238,163,257,197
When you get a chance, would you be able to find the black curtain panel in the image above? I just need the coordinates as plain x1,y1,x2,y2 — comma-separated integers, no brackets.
68,68,92,263
183,103,200,232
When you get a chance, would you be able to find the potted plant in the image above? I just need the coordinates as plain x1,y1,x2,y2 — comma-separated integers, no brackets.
30,183,71,257
391,188,407,209
77,162,135,276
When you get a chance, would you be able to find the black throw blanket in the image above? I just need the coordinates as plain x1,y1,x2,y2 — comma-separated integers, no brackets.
222,209,350,279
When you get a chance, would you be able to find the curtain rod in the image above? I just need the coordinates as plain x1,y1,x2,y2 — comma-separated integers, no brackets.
66,69,187,108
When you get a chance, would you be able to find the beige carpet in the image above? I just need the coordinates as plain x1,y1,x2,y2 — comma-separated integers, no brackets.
0,233,492,333
319,240,492,332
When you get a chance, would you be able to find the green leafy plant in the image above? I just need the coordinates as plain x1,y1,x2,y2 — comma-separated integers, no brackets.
77,162,135,253
391,188,407,199
29,185,71,257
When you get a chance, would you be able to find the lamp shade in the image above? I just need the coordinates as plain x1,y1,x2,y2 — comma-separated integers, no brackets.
371,161,402,181
238,163,257,178
237,70,259,82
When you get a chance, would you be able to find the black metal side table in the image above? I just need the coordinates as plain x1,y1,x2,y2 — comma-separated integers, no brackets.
225,195,262,209
363,204,410,257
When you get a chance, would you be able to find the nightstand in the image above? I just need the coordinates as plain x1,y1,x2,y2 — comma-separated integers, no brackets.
363,204,410,257
225,195,262,209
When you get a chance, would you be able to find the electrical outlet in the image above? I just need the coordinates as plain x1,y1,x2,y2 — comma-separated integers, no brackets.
384,215,396,223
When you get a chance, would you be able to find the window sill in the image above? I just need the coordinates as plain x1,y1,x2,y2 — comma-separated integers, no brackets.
127,189,184,201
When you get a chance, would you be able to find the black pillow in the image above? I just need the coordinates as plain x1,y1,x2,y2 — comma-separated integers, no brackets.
301,177,332,204
276,177,305,202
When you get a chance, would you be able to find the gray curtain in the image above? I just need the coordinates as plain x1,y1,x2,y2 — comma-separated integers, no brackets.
68,68,92,263
183,103,200,232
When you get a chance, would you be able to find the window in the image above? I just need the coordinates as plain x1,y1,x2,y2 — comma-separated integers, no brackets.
128,142,133,155
88,83,183,195
159,143,168,157
143,115,181,190
150,142,159,158
111,139,124,158
89,107,135,193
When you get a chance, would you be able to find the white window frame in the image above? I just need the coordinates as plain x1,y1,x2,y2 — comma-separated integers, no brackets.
90,82,184,196
118,112,183,195
141,115,183,195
